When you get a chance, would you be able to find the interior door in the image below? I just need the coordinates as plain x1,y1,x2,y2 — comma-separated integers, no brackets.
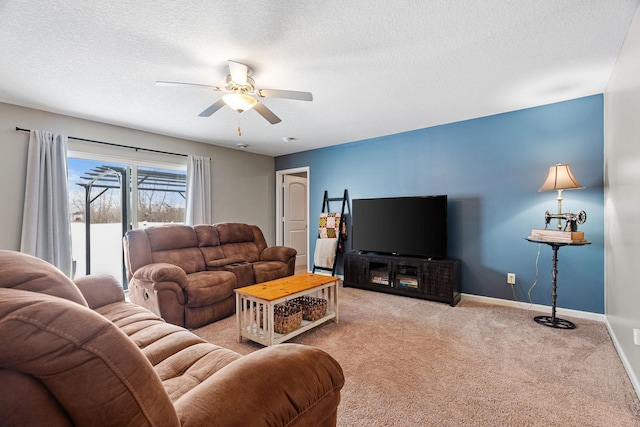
283,174,308,272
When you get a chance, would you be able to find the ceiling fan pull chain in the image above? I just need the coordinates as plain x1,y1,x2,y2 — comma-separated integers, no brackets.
237,114,242,136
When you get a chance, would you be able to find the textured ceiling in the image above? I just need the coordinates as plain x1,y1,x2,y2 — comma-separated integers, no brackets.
1,1,638,156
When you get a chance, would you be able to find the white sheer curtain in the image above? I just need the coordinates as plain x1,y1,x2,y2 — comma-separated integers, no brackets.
20,130,73,277
185,155,212,225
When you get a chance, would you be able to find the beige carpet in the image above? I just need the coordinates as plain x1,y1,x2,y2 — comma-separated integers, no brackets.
193,283,640,426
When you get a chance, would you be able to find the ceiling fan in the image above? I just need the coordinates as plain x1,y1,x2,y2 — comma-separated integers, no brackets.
156,60,313,125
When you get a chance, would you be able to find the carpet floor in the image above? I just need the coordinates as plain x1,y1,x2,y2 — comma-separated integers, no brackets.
193,283,640,426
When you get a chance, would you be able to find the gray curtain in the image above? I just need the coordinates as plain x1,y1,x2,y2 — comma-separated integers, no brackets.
185,155,212,225
20,130,73,277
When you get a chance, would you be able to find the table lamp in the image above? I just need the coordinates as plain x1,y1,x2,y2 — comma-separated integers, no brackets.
538,163,585,230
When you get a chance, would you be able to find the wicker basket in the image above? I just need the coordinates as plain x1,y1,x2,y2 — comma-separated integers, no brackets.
273,302,302,334
291,296,328,321
256,302,302,334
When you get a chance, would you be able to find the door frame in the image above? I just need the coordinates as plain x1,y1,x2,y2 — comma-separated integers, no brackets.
276,167,310,271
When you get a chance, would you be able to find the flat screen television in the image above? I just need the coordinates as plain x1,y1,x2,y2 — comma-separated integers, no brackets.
351,195,447,258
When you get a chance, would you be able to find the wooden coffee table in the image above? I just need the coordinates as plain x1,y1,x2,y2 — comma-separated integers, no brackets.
235,273,339,346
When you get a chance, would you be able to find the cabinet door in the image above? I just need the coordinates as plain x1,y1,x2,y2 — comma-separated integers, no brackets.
344,254,368,285
394,262,421,291
423,261,456,298
368,259,392,287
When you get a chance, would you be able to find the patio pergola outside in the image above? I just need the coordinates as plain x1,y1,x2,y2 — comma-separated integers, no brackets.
76,165,186,286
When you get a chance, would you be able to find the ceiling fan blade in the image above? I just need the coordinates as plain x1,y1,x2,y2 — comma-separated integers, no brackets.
257,88,313,102
156,81,221,91
198,99,227,117
253,102,282,124
228,61,248,85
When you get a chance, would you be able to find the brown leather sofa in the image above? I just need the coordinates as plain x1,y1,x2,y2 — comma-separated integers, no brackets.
0,250,344,427
123,222,297,329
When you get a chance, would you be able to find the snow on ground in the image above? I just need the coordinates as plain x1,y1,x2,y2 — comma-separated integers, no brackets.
71,222,176,286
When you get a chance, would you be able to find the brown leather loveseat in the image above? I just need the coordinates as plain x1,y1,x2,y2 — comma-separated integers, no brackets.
0,250,344,426
124,222,296,329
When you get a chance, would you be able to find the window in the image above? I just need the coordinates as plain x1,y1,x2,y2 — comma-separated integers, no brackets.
68,156,186,286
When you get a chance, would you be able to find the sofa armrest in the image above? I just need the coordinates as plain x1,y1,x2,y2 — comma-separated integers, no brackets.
132,263,188,289
260,246,297,264
73,275,125,309
173,343,344,427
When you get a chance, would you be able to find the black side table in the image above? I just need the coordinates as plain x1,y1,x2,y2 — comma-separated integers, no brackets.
525,238,591,329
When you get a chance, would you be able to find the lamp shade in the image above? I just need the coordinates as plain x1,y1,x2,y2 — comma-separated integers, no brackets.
538,163,584,192
222,94,257,112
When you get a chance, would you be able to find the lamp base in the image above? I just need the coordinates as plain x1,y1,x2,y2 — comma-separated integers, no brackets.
534,315,576,329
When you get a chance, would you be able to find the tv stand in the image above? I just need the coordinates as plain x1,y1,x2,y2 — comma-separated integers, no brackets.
343,252,461,306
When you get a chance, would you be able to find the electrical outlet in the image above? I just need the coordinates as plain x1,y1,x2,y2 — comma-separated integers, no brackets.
634,329,640,346
507,273,516,285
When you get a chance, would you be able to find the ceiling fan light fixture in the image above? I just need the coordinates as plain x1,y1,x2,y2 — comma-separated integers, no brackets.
222,94,257,112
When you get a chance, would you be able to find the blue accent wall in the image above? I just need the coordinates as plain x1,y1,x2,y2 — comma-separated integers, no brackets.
276,95,604,314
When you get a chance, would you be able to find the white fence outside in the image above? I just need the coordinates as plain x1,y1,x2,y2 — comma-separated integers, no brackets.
71,221,177,286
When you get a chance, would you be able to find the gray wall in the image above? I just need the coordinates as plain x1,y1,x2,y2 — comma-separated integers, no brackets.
604,4,640,396
0,102,276,249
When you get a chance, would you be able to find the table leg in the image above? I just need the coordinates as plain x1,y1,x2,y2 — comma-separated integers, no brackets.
267,302,275,346
334,280,339,323
236,293,243,342
534,244,576,329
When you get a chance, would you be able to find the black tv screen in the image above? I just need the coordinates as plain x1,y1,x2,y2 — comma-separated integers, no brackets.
351,195,447,258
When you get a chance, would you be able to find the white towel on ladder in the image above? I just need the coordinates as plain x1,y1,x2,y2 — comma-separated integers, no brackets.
314,238,339,269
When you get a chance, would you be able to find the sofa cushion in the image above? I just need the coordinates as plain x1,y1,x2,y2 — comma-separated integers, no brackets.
0,250,88,307
152,248,205,274
199,247,227,266
174,343,344,427
0,288,180,426
215,222,254,244
184,271,235,308
216,223,262,262
219,242,261,262
253,261,291,283
193,224,220,246
222,242,260,262
95,301,242,402
146,226,206,273
146,224,199,250
249,225,269,252
194,225,227,265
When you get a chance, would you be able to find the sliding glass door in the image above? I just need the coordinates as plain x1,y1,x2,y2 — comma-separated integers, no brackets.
68,157,186,286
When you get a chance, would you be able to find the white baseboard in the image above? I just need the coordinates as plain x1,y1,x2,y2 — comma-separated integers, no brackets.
339,281,605,322
604,319,640,401
460,293,606,323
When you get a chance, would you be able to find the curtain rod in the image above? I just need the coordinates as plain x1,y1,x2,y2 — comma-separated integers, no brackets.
15,127,188,158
